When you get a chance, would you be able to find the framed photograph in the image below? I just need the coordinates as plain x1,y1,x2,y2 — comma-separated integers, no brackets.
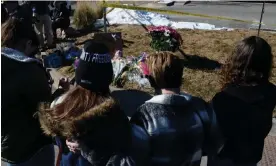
92,32,123,58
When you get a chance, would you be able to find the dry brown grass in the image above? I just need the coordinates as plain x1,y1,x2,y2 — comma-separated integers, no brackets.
73,1,104,29
104,25,276,100
60,25,276,114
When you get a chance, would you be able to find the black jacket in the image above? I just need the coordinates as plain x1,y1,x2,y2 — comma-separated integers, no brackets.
51,1,70,21
30,1,50,15
211,82,276,164
1,5,8,23
1,48,52,163
130,93,223,166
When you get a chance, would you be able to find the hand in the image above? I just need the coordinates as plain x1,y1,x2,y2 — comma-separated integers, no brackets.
66,139,80,153
55,18,61,22
58,77,70,91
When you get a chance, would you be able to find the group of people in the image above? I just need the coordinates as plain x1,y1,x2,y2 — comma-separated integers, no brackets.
2,6,276,166
1,1,71,49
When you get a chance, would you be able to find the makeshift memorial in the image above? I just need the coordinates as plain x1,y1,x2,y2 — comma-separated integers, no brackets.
112,52,150,88
148,26,183,52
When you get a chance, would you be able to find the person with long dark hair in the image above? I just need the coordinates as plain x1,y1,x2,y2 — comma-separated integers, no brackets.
210,36,276,166
1,16,57,166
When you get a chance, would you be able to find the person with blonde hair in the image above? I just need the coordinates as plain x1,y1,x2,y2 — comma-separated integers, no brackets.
131,52,223,166
210,36,276,166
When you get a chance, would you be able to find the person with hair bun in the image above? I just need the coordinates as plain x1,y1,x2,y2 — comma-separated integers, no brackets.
210,36,276,166
1,16,62,166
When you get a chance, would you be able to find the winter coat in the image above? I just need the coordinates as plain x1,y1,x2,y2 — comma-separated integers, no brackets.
130,93,223,166
110,87,152,118
211,83,276,164
1,47,52,163
1,5,8,23
51,1,70,21
39,95,140,166
30,1,50,15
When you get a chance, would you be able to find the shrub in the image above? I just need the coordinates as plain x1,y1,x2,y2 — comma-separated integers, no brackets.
73,1,104,29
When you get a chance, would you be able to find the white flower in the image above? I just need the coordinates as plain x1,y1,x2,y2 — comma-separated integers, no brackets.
164,30,170,36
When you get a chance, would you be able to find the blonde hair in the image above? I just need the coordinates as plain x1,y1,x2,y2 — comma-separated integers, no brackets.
147,51,184,89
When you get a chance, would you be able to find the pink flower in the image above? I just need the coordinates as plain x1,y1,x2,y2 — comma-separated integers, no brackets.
148,26,183,44
139,62,150,75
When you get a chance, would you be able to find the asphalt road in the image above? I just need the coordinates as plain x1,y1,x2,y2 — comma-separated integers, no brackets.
157,1,276,30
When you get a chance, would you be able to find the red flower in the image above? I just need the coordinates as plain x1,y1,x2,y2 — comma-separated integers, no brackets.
148,26,183,44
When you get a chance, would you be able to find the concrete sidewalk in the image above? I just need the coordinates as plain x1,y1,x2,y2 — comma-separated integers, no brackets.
260,119,276,166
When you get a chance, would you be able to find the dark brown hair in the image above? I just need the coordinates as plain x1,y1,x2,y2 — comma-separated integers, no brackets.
1,17,39,48
50,86,110,121
39,86,113,138
38,85,132,151
147,51,184,89
221,36,273,88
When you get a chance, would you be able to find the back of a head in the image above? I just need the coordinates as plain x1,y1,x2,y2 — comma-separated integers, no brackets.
1,16,39,49
75,40,113,92
222,36,273,87
39,86,131,151
146,51,184,89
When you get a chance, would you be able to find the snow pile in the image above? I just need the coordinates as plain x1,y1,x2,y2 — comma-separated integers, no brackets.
105,8,231,30
107,9,170,26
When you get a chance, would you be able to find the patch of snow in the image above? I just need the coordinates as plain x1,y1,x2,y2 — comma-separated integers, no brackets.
158,0,174,4
101,8,232,31
106,9,170,26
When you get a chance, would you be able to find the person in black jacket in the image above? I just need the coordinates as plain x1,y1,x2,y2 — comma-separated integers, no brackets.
30,1,53,47
51,1,70,40
1,15,69,166
1,16,53,166
130,52,223,166
210,36,276,166
1,2,9,23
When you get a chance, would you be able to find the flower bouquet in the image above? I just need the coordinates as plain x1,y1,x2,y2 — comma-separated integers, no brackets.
112,52,150,88
148,26,183,52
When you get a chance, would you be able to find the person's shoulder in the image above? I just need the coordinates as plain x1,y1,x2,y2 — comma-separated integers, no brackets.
137,102,152,115
211,90,229,104
267,82,276,91
180,92,208,108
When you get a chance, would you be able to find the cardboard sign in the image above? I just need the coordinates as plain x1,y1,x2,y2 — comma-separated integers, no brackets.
91,32,123,58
